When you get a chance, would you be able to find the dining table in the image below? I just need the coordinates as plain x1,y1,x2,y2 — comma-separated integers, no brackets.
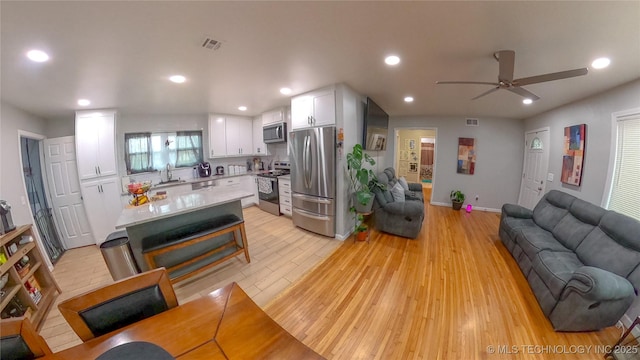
40,282,325,359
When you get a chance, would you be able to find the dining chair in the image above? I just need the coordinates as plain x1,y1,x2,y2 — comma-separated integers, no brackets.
58,267,178,342
0,317,53,360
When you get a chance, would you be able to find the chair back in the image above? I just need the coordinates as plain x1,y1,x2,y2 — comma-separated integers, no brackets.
0,318,52,360
58,267,178,341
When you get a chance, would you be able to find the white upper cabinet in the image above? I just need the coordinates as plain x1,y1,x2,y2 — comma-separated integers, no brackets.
291,86,336,130
262,108,284,125
76,110,117,180
208,114,253,158
208,114,227,157
252,116,269,155
226,115,253,155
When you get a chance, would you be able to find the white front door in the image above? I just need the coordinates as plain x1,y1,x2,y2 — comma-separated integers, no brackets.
518,128,550,209
44,136,95,248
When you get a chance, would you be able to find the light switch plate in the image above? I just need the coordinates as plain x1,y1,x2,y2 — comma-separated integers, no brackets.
547,173,554,182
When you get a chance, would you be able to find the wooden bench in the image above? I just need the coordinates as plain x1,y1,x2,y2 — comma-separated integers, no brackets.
141,214,249,283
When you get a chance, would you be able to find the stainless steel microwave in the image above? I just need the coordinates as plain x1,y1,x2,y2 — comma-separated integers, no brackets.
263,122,287,143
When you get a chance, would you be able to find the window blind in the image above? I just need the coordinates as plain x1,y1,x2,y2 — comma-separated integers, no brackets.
608,112,640,221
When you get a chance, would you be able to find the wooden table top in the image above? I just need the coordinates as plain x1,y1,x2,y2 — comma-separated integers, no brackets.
42,282,324,360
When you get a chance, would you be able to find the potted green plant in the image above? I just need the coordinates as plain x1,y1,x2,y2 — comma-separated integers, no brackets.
347,143,377,213
450,190,465,210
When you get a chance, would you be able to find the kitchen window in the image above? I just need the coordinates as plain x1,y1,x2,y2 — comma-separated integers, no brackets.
125,131,203,174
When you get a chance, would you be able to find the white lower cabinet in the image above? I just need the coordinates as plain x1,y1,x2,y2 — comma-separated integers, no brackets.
278,178,292,216
80,177,122,244
216,175,257,208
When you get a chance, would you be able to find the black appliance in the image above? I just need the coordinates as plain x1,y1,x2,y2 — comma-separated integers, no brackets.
198,162,212,177
216,166,225,175
257,161,290,216
363,97,389,151
0,200,16,235
263,122,287,143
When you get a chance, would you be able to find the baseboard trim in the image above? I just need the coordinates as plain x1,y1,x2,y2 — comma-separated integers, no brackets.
430,202,501,213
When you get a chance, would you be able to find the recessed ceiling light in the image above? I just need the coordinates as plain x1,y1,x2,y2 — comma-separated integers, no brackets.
238,106,247,111
591,57,611,69
404,96,414,103
280,87,292,95
27,49,49,62
77,99,91,106
523,98,533,105
385,55,400,66
169,75,186,83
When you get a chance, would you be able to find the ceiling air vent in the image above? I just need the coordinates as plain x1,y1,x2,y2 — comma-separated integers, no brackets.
466,118,479,126
201,37,222,51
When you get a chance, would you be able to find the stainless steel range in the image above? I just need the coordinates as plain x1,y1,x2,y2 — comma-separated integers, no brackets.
257,161,290,216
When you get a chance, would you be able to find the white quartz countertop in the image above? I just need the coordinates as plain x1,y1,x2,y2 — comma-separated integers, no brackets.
115,187,253,229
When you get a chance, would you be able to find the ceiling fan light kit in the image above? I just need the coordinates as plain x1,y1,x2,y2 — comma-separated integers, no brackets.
436,50,589,101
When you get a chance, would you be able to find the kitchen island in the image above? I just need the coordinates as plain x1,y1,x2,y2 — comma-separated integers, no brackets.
115,186,253,277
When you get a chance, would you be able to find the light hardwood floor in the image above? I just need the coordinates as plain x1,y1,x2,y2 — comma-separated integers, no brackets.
39,205,341,352
265,188,620,360
40,190,619,358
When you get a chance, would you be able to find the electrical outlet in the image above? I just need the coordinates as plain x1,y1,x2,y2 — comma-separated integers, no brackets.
475,195,479,201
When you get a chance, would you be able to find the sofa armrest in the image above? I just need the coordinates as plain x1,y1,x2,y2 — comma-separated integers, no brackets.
407,183,422,192
501,203,533,219
563,266,635,301
383,201,423,217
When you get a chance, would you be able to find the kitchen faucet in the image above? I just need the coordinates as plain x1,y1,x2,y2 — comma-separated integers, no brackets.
166,163,173,181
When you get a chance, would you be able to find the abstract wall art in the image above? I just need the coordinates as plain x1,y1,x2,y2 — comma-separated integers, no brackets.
561,124,586,186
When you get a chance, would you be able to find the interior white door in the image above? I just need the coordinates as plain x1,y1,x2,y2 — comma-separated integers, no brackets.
43,136,95,249
518,129,550,209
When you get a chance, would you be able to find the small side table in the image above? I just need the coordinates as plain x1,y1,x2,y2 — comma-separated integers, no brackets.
605,316,640,359
353,211,373,243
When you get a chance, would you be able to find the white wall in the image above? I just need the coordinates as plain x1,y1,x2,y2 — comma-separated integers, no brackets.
0,101,48,225
384,115,524,211
45,116,74,138
524,79,640,206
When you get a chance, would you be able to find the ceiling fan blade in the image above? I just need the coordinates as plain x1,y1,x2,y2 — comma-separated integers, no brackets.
471,87,500,100
514,68,588,86
496,50,515,82
436,81,499,86
507,86,540,101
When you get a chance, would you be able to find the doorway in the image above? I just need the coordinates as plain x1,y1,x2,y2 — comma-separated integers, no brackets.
394,128,437,195
19,135,65,263
518,128,550,209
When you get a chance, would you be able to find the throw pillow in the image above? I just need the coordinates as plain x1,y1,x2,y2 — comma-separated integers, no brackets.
390,182,405,203
398,177,409,191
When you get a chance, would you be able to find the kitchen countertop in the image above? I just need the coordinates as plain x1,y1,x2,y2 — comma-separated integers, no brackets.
115,186,253,229
150,170,270,190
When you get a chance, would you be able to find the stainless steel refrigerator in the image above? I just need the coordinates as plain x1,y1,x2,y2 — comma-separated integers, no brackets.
288,127,336,237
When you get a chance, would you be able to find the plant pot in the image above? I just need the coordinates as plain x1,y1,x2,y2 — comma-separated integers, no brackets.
452,201,463,211
352,193,374,213
356,230,369,242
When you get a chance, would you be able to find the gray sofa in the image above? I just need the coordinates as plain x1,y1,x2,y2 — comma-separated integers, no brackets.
499,190,640,331
371,168,424,239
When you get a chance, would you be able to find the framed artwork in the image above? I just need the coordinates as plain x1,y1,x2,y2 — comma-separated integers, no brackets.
561,124,586,186
400,150,409,161
457,137,476,175
409,162,418,173
409,139,416,150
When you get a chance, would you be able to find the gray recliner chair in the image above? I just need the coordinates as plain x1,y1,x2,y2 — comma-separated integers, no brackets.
371,168,424,239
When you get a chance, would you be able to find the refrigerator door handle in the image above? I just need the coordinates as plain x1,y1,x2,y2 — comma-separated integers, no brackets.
292,193,332,204
293,207,330,221
303,135,311,188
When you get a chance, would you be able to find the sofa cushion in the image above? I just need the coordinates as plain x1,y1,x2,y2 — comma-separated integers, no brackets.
575,211,640,278
398,177,409,191
532,191,574,232
390,182,405,202
532,250,584,299
551,213,597,251
501,216,537,240
516,227,572,260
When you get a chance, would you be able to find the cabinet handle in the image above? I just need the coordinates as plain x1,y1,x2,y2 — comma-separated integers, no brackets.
98,166,101,174
95,166,98,175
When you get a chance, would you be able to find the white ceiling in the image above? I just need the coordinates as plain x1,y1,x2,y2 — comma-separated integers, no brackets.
2,1,639,121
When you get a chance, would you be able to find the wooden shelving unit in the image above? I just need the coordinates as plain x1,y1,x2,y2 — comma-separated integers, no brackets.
0,224,61,329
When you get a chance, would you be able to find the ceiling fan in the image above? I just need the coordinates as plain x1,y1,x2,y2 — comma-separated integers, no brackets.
436,50,588,101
